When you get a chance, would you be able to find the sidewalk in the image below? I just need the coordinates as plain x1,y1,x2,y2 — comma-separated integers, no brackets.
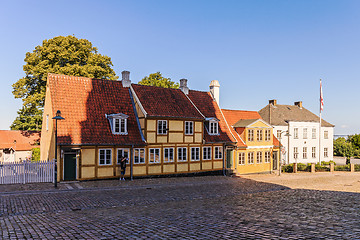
0,175,233,195
241,171,360,193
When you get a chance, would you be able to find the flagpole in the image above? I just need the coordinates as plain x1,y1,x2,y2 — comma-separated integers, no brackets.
319,79,322,164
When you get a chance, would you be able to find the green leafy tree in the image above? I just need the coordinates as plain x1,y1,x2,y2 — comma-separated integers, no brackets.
11,35,118,130
31,148,40,162
333,137,354,159
138,72,179,89
348,134,360,150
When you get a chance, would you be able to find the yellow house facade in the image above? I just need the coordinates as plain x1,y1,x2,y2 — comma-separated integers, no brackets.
222,109,280,175
40,72,233,181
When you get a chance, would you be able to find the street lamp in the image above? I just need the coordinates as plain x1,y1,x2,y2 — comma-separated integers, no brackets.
278,130,291,176
53,110,65,188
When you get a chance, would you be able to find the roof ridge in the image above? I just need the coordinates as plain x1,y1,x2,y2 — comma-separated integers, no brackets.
48,73,116,82
222,109,258,113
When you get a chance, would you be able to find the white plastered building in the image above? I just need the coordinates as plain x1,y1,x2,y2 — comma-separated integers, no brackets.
259,100,334,164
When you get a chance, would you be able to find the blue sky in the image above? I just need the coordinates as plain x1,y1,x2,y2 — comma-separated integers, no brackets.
0,0,359,134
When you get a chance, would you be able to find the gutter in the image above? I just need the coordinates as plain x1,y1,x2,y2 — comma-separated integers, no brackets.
129,88,147,143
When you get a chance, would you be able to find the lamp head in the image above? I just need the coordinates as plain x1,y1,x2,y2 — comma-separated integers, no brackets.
52,110,65,120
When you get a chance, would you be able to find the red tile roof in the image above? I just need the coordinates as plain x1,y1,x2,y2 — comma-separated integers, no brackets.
48,74,145,145
187,90,234,143
0,130,40,151
131,84,204,119
221,109,263,147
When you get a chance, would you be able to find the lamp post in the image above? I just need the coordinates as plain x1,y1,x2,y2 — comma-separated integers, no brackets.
278,130,291,176
53,110,64,188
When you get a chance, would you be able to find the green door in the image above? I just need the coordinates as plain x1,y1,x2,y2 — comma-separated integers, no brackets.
226,150,233,169
64,154,76,181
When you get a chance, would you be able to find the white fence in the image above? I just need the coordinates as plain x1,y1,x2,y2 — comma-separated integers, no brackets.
0,160,54,184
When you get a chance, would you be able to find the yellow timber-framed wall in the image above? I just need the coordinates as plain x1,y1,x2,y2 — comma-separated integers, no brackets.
231,120,276,174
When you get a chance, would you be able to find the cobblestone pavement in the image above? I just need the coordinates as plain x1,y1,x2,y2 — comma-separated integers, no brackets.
1,176,360,239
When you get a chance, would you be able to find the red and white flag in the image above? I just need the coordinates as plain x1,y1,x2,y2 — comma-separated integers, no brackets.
320,79,324,112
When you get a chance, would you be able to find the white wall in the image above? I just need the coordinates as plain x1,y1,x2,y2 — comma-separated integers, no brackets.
273,122,334,164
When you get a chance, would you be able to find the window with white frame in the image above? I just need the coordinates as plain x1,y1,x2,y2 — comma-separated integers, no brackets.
106,113,128,135
99,149,112,165
134,148,145,164
294,147,298,159
185,121,194,135
149,148,160,163
256,151,262,164
303,147,307,159
114,118,127,134
248,129,254,141
191,147,200,161
238,152,245,165
177,147,187,162
214,146,223,159
203,147,211,160
257,130,263,141
324,147,328,158
117,148,129,164
312,128,316,139
248,152,254,164
157,120,168,135
294,128,298,139
265,129,271,141
303,128,308,139
209,120,219,135
265,151,271,163
312,147,316,158
324,131,329,139
277,130,281,139
164,148,174,163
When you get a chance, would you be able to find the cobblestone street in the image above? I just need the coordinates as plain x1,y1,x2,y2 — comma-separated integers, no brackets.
1,175,360,239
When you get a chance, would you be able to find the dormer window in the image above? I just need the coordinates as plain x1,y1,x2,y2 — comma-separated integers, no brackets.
206,117,219,135
106,113,129,135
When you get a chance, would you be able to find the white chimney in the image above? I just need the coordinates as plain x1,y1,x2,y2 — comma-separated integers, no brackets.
209,80,220,106
179,78,189,95
121,70,131,87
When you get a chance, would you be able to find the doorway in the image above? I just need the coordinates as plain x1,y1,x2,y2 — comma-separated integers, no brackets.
63,153,77,181
272,151,278,170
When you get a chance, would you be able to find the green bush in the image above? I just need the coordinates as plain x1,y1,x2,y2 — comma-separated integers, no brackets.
355,164,360,171
321,160,336,166
31,148,40,162
297,163,310,172
282,164,294,173
334,165,350,171
315,163,330,172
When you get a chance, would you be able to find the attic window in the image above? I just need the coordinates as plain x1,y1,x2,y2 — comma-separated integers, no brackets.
205,117,219,135
106,113,129,135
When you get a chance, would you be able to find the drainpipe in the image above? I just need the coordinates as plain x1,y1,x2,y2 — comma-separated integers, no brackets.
130,144,134,181
223,143,226,176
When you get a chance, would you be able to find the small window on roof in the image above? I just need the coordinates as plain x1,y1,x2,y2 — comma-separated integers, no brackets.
206,117,219,135
106,113,129,135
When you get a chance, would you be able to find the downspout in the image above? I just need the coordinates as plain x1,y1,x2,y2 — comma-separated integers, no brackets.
130,144,134,181
222,143,225,176
128,88,147,181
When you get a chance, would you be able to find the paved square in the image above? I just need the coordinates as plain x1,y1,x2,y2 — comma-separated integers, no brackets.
1,175,360,239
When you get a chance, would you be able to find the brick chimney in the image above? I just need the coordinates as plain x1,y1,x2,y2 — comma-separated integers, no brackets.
179,78,189,95
269,99,277,106
121,70,131,87
209,80,220,106
294,101,303,108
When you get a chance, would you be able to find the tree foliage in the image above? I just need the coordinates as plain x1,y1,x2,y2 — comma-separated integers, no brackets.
31,148,40,162
348,134,360,150
138,72,179,89
333,137,355,158
11,35,118,130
